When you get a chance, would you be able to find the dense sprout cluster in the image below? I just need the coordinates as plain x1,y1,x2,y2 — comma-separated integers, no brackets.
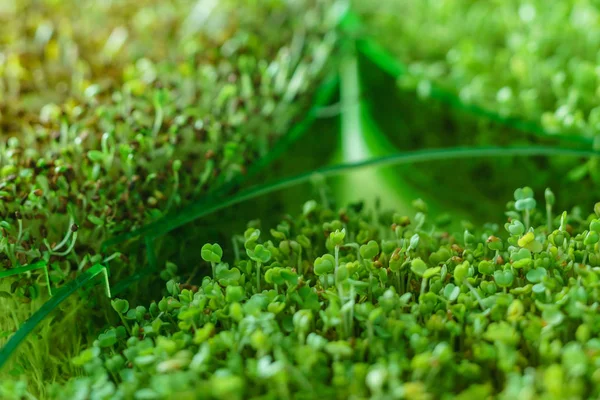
0,0,342,291
357,0,600,137
5,1,600,399
36,189,600,399
0,0,343,394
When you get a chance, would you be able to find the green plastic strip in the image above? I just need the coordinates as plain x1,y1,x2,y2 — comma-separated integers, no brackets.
0,261,47,279
0,264,109,370
145,236,157,271
350,14,594,147
92,145,600,296
95,145,600,255
0,261,53,296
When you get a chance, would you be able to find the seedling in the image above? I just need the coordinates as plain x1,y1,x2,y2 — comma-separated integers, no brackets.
357,1,600,140
48,189,600,399
7,2,600,397
0,262,53,297
0,0,343,394
201,243,223,280
545,188,555,231
246,245,272,292
514,187,536,230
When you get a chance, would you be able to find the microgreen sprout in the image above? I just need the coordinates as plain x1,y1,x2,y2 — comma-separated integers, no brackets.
51,188,600,399
514,187,536,230
10,1,600,397
50,224,79,257
545,188,555,231
359,0,600,138
0,0,341,392
201,243,223,280
4,180,594,400
246,244,272,293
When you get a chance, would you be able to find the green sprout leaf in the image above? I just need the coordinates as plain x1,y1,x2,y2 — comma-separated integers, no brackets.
111,299,129,314
478,260,495,276
454,261,470,282
423,266,441,279
511,248,532,269
226,286,246,303
494,270,515,288
514,187,534,201
584,231,599,246
314,255,335,276
360,240,380,260
87,150,105,163
526,267,548,283
247,244,272,264
329,229,346,247
506,220,525,236
443,284,460,302
411,258,428,277
201,243,223,264
515,198,536,211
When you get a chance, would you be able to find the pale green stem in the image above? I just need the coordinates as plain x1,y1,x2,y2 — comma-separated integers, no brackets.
257,262,261,292
101,267,112,298
52,232,78,257
349,285,355,336
165,170,180,212
232,236,241,262
103,252,121,264
152,102,164,137
297,247,303,276
117,311,131,335
464,279,486,310
420,277,428,298
42,265,52,296
368,272,373,303
335,245,343,302
52,217,76,252
16,219,23,245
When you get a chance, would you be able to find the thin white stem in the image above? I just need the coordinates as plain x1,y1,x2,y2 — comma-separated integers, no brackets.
103,252,121,264
16,219,23,245
53,232,78,257
420,277,428,298
232,236,241,262
257,262,261,292
50,218,75,252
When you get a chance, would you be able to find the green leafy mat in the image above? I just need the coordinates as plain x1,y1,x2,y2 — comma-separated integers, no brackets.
4,6,600,398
